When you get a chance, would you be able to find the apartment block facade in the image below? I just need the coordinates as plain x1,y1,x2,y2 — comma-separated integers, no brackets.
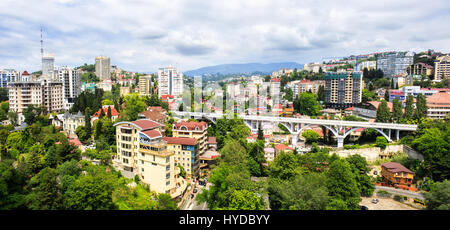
377,52,414,78
138,75,152,97
8,71,64,124
406,62,434,77
434,55,450,81
56,67,81,110
95,56,111,80
172,121,208,179
113,119,186,197
158,66,183,97
163,137,199,180
0,69,20,88
324,71,363,109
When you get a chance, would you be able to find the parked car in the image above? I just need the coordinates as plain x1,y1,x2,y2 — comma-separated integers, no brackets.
372,198,379,204
360,205,369,210
193,188,198,193
190,194,194,199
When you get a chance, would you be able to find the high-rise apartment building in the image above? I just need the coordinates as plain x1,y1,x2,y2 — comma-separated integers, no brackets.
113,119,187,197
324,71,363,109
138,75,152,97
0,69,20,88
42,54,55,77
434,55,450,81
377,52,414,78
95,56,111,80
56,67,81,110
8,71,64,124
158,66,183,97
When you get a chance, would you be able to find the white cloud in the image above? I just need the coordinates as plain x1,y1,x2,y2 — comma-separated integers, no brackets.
0,0,449,72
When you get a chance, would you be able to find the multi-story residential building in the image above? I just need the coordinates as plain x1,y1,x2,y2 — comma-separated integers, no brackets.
271,68,293,77
406,62,434,77
120,86,131,97
62,111,85,138
377,52,414,78
0,69,20,88
42,54,55,77
324,71,363,109
163,137,199,180
158,66,183,97
96,79,113,91
426,91,450,119
270,78,281,99
172,121,207,179
287,80,325,96
304,63,324,73
8,71,64,124
388,86,450,102
138,75,152,97
357,60,377,71
95,56,111,80
381,162,414,187
113,119,187,197
56,67,81,110
434,54,450,81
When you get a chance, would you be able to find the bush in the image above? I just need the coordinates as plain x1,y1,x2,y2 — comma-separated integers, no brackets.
375,136,388,149
377,190,391,198
393,195,403,202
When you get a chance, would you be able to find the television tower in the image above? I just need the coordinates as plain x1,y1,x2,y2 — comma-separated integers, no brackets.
40,27,44,58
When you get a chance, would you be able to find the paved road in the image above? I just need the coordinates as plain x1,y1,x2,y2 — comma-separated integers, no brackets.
187,183,211,210
375,186,425,200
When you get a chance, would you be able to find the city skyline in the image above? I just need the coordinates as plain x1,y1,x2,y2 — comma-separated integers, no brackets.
1,0,450,73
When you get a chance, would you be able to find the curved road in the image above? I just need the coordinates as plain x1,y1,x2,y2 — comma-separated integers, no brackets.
375,186,425,200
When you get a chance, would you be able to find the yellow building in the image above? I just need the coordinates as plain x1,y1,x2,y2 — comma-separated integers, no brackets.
138,75,152,97
113,119,186,198
171,121,208,179
434,55,450,81
381,162,414,187
163,137,199,180
120,86,131,97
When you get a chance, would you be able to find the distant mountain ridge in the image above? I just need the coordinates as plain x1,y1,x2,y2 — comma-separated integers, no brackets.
184,62,303,76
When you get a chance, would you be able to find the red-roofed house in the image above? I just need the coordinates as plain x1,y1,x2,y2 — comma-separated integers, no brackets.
274,143,293,154
381,162,415,187
138,106,167,123
426,91,450,119
163,136,200,179
91,105,119,123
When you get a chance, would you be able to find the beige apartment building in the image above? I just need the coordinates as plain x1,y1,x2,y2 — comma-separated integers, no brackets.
163,137,199,180
172,121,208,159
434,55,450,81
95,56,111,80
8,71,64,124
138,75,152,96
113,119,186,198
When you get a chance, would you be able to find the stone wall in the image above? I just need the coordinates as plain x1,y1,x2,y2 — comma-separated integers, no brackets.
330,144,424,162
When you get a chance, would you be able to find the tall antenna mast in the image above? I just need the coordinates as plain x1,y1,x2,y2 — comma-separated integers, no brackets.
40,27,44,58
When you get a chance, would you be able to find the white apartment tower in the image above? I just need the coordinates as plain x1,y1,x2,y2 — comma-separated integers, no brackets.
56,67,82,110
95,56,111,80
158,66,183,97
42,54,55,77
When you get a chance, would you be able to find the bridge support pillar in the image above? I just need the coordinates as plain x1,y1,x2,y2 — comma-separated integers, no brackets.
337,136,345,148
291,132,299,147
395,130,400,141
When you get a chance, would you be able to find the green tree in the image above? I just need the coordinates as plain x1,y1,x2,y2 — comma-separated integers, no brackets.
415,93,428,120
346,155,375,197
293,92,320,116
326,159,361,210
392,98,403,123
424,180,450,210
375,136,388,149
222,189,265,210
123,94,146,121
404,94,414,120
376,100,391,122
8,112,18,127
302,130,320,144
25,167,63,210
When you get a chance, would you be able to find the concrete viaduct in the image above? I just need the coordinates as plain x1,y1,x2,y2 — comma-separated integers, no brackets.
172,111,418,148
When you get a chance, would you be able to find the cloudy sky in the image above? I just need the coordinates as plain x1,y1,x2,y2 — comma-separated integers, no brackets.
1,0,449,73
